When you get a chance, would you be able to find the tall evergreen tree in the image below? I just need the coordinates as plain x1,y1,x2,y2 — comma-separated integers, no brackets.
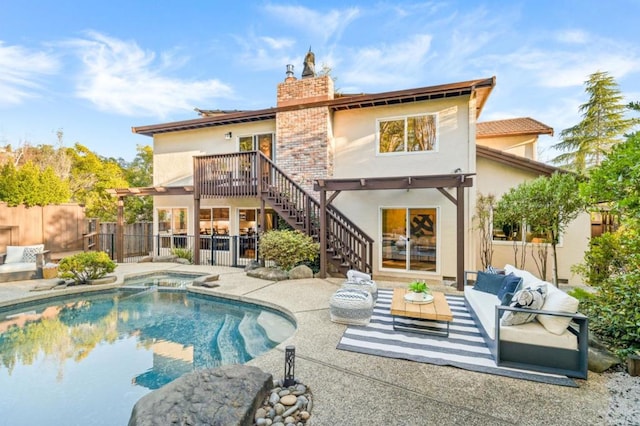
552,71,637,173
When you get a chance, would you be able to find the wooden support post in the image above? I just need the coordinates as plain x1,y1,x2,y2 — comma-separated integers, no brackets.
456,184,465,291
193,196,200,265
116,196,124,263
319,188,327,278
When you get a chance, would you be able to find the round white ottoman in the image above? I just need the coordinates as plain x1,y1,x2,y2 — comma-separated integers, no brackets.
341,279,378,303
329,288,374,326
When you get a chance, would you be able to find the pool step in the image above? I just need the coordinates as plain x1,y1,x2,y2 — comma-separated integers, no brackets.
216,314,249,365
238,312,272,358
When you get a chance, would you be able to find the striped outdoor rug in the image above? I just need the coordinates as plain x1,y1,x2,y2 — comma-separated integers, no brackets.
337,289,577,387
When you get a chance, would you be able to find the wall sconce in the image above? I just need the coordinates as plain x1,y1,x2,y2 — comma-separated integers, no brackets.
283,345,296,387
224,132,232,140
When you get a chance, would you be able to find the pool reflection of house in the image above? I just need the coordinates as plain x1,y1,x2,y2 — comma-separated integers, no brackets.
132,340,193,390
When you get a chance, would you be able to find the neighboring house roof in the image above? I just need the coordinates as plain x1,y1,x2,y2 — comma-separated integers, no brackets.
132,77,495,136
476,144,564,176
477,117,554,138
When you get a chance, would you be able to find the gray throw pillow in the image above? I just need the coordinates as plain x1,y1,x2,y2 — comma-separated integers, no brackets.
22,247,43,263
500,284,547,326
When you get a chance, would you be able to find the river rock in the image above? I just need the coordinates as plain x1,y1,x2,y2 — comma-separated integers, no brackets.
280,394,297,406
288,265,313,279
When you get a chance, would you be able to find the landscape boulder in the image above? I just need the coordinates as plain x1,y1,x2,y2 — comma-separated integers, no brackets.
128,365,272,426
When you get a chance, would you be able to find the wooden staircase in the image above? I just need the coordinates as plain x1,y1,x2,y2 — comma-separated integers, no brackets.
194,151,373,275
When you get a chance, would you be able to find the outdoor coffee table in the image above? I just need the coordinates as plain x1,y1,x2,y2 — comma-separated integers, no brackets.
390,288,454,337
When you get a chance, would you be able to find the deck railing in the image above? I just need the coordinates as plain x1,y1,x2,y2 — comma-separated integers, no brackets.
193,151,373,274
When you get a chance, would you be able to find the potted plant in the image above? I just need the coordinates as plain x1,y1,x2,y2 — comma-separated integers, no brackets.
406,280,433,303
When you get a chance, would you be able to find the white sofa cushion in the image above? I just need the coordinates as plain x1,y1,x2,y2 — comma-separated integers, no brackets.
537,283,580,335
465,285,578,350
0,262,37,273
504,264,545,287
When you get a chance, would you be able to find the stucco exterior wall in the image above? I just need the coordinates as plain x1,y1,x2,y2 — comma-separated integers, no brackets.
477,134,537,160
329,95,474,280
475,157,590,283
153,121,276,186
332,97,472,178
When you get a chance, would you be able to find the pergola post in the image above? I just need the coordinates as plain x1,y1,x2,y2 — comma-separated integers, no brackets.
456,184,465,291
116,196,124,263
193,196,200,265
319,188,327,278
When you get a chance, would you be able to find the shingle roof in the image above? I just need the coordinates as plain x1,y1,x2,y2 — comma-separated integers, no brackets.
132,77,495,136
477,117,554,138
476,144,564,176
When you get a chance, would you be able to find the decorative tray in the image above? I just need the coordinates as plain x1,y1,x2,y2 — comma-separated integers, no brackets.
403,293,434,304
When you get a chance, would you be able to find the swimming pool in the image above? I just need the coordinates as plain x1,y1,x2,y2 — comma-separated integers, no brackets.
0,287,295,426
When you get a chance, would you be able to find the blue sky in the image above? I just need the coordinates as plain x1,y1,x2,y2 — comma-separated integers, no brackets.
1,1,639,162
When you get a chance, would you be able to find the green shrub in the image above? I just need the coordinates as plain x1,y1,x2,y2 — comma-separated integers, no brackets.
171,247,193,264
58,251,116,285
258,230,319,271
578,271,640,358
572,232,624,286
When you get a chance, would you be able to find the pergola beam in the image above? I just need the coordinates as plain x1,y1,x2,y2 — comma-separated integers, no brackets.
314,173,474,291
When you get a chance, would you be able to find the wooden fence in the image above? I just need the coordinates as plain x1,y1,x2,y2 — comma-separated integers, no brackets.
0,203,87,254
98,222,153,259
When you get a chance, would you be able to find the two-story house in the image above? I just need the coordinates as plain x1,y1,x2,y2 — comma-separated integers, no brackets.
122,56,589,288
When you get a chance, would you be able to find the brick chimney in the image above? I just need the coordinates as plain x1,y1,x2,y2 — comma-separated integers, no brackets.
276,68,335,192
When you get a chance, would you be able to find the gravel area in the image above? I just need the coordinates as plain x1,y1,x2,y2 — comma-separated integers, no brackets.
605,371,640,425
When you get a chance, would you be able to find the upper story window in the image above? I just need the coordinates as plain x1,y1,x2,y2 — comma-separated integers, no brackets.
378,113,437,154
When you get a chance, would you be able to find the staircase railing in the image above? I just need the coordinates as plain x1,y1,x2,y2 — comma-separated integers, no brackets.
194,152,373,274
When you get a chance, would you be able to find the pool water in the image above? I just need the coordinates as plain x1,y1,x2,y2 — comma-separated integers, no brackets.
0,289,295,426
122,271,206,288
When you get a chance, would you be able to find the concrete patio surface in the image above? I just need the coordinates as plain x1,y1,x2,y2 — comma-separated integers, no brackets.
0,263,612,425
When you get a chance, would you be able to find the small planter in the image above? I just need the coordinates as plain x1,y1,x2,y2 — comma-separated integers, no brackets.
42,266,58,279
627,354,640,376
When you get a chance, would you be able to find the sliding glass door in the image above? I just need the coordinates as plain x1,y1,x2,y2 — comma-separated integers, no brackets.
381,207,437,272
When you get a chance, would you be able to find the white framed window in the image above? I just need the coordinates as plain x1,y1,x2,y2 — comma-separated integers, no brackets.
491,213,562,245
377,113,438,154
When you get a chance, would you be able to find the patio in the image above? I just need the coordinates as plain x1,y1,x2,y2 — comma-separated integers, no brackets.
0,263,614,425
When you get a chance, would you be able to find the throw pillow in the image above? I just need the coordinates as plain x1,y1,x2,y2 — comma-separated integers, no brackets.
22,246,43,263
485,265,499,274
473,271,506,295
501,284,548,326
4,246,24,264
537,284,580,335
497,273,522,301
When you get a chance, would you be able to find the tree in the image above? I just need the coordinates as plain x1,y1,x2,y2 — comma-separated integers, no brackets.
582,132,640,219
474,193,496,269
120,145,153,223
495,173,586,284
525,173,587,284
67,143,128,221
0,161,70,207
552,71,638,173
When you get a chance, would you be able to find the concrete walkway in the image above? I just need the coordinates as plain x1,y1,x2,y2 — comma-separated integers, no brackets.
0,263,611,425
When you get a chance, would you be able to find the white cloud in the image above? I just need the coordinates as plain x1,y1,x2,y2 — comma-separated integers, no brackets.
0,42,59,106
485,42,640,89
264,4,360,43
233,34,299,71
66,32,233,118
340,34,433,88
556,29,589,44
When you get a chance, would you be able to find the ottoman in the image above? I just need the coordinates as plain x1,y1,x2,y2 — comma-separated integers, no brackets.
329,288,374,326
342,279,378,303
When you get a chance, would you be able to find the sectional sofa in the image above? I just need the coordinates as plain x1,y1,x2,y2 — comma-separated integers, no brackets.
464,265,589,379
